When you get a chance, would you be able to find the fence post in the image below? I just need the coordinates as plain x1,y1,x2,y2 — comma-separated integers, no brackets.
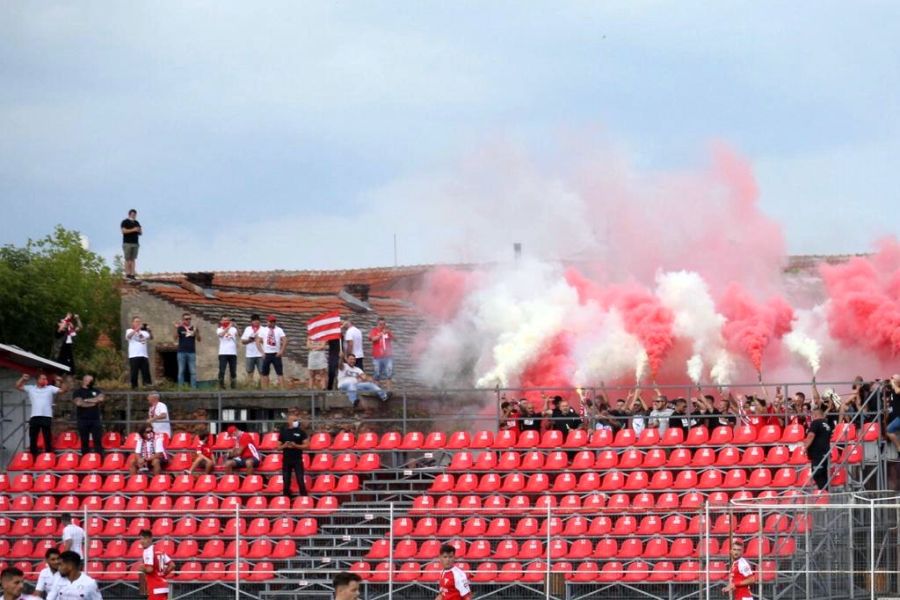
388,502,394,599
545,501,551,600
704,501,710,600
235,502,240,600
757,504,763,600
869,500,875,600
402,392,408,435
83,503,90,574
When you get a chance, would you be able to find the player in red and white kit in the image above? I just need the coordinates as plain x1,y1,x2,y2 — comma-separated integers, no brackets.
436,544,472,600
723,539,757,600
139,530,174,600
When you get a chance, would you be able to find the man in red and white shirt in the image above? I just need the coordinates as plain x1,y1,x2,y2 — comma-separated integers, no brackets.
437,544,472,600
139,530,174,600
368,317,394,389
723,539,757,600
223,425,261,474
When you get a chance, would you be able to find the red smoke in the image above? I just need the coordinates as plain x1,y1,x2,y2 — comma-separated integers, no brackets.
412,267,480,322
519,333,577,403
604,285,676,379
821,238,900,361
718,283,794,372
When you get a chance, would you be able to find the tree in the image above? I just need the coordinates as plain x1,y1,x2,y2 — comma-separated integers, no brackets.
0,226,121,377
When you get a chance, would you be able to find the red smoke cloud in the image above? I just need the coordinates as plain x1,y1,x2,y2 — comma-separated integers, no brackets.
413,267,481,322
821,238,900,361
603,285,676,379
718,283,794,372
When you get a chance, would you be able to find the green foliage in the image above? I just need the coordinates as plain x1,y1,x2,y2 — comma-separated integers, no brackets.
0,226,122,375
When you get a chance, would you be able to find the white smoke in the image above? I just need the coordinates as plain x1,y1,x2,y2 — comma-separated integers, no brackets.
686,354,704,384
655,270,730,384
573,309,647,386
784,305,826,374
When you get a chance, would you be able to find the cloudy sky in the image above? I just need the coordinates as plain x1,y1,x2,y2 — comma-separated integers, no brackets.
1,1,897,272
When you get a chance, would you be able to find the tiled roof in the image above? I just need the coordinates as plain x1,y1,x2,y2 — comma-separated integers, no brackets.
143,265,469,299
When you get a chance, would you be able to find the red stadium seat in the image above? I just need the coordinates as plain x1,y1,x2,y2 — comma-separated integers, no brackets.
151,517,174,536
648,470,673,490
521,450,545,471
331,432,355,450
572,561,599,582
740,446,765,466
539,429,564,449
471,430,494,449
449,451,474,471
494,430,517,449
472,562,498,582
564,429,588,448
576,472,600,492
861,422,880,442
567,539,593,560
624,560,650,582
448,431,471,449
656,492,679,511
100,453,125,471
757,424,782,444
669,537,694,558
169,431,194,450
691,447,715,467
308,432,331,451
309,453,334,472
354,431,379,451
416,539,442,560
637,428,660,447
732,425,755,445
598,561,623,582
716,446,740,466
676,560,701,582
423,431,447,450
637,515,662,536
661,426,684,446
497,561,522,582
101,431,122,450
589,429,613,448
686,426,710,446
613,428,636,447
516,429,540,449
724,469,747,488
377,431,402,450
399,431,424,450
613,516,637,537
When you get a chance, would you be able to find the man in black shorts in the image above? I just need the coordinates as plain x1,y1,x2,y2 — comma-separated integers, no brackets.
279,408,309,498
256,315,287,389
805,404,832,490
121,209,142,279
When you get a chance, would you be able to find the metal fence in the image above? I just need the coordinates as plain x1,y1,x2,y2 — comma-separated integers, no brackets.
3,493,899,600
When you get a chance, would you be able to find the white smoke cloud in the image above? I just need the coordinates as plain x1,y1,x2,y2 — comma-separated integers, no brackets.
572,309,647,386
784,305,827,374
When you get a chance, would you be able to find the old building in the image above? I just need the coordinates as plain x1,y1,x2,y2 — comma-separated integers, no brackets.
119,267,436,388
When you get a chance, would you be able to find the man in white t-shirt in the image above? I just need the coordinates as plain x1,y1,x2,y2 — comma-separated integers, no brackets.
240,313,264,384
337,355,388,408
60,514,85,559
216,315,239,389
16,373,67,455
146,392,172,438
125,316,153,389
34,548,63,600
255,315,287,389
55,551,101,600
342,320,364,371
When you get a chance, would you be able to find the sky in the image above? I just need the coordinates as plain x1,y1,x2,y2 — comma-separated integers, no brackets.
0,1,898,272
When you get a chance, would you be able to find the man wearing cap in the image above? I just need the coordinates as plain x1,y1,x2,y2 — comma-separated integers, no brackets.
256,315,287,389
241,314,264,386
223,425,261,475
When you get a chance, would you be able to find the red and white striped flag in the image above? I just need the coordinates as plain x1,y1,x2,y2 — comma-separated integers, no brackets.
307,311,342,342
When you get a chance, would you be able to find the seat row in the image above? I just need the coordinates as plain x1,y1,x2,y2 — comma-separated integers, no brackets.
366,535,795,562
446,444,861,472
0,493,341,514
350,559,779,584
430,466,817,495
390,513,808,539
27,419,880,458
5,450,382,473
3,472,360,495
0,515,319,539
410,487,826,515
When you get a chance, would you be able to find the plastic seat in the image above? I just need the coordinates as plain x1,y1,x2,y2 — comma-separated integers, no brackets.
680,491,704,510
485,517,510,537
570,450,594,470
572,471,598,493
294,518,317,537
506,495,529,514
661,426,684,446
740,446,765,466
588,516,612,537
748,468,773,488
463,539,491,560
691,447,715,467
448,431,472,449
309,453,334,472
667,448,691,468
495,451,519,471
572,561,599,582
539,429,564,449
306,432,330,451
600,470,625,491
521,450,546,471
613,428,636,447
475,473,500,494
493,429,517,449
521,560,546,583
173,517,199,538
643,448,666,468
618,448,642,469
773,467,797,487
686,426,710,446
675,560,701,582
44,452,69,470
581,494,606,513
410,496,435,515
724,469,747,488
637,428,660,447
449,451,474,471
861,422,880,442
757,424,782,444
329,432,354,451
606,493,630,512
637,515,662,536
612,516,637,536
564,428,588,448
354,431,379,451
469,429,493,449
76,453,102,471
668,536,694,558
674,469,699,489
649,560,675,582
732,425,755,445
101,431,122,450
598,561,624,582
831,422,856,443
624,470,648,490
655,492,679,511
698,469,724,489
11,473,34,493
416,539,442,560
459,495,483,513
648,470,673,490
589,429,613,447
716,446,740,466
567,538,593,560
100,453,125,471
472,562,498,582
423,431,447,450
514,429,538,449
623,560,651,582
497,561,522,582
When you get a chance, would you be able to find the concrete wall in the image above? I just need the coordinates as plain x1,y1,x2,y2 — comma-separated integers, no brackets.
120,288,306,385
